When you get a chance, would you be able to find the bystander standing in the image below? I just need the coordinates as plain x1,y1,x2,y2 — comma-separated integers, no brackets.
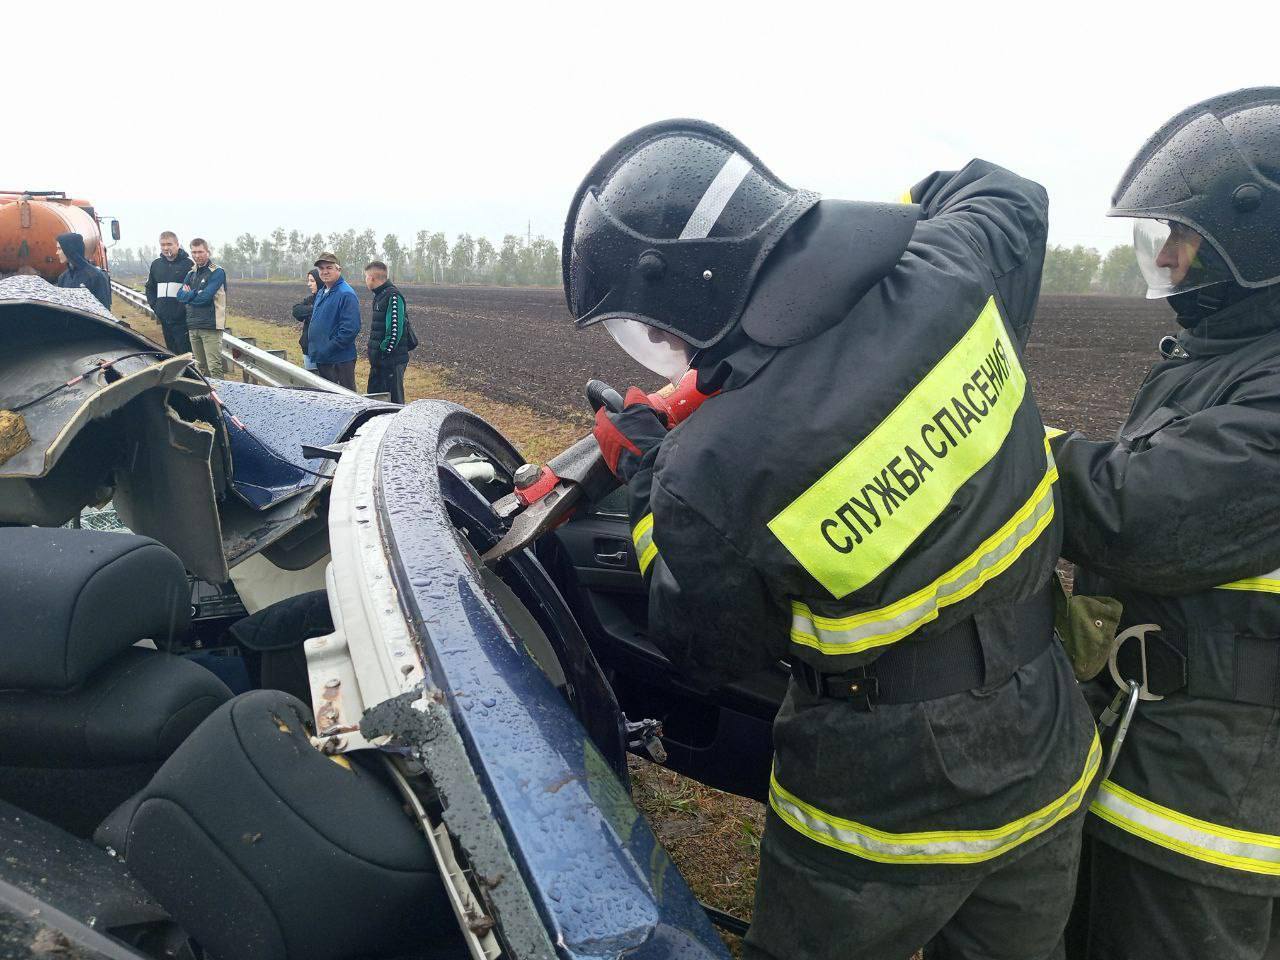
362,260,416,403
292,268,322,370
177,238,227,378
309,252,360,390
145,231,194,355
54,233,112,309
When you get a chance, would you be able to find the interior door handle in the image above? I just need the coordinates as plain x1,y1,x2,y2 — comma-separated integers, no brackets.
595,549,630,567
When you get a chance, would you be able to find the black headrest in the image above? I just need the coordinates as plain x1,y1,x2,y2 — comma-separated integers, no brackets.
0,529,191,690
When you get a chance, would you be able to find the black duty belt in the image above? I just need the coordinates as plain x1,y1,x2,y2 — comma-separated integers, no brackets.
791,585,1055,710
1111,624,1280,708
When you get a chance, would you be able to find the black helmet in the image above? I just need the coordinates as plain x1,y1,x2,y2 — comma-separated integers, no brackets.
562,119,820,375
1110,87,1280,299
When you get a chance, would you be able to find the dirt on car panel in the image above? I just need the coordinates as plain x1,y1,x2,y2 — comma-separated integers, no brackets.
361,691,558,960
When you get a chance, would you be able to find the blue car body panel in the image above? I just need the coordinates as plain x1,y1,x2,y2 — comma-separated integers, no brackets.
214,380,392,509
373,400,731,960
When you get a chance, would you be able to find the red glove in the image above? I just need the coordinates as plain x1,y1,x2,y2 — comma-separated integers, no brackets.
592,373,719,480
594,388,668,480
647,370,717,428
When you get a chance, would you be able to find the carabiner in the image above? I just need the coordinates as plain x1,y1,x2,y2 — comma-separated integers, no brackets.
1098,679,1141,781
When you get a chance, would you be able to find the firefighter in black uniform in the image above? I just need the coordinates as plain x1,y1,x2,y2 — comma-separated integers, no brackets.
1053,88,1280,960
565,120,1099,959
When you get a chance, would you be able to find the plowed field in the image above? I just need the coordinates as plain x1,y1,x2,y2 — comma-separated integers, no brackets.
227,281,658,425
227,281,1173,437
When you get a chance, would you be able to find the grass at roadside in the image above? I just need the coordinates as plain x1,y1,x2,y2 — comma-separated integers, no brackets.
629,757,764,953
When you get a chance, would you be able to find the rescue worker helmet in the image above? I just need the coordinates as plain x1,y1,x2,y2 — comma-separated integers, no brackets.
1110,87,1280,300
562,119,820,380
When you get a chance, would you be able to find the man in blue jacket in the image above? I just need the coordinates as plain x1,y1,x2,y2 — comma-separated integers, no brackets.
309,251,361,390
54,232,112,310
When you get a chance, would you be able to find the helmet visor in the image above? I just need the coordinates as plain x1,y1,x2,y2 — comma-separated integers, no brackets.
604,316,693,384
1133,219,1234,299
567,191,612,322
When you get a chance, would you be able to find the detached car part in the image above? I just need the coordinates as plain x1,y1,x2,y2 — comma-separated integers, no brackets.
313,400,729,959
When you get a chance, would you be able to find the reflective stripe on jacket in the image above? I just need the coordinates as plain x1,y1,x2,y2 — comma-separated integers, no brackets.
789,440,1058,656
1092,779,1280,877
771,731,1100,865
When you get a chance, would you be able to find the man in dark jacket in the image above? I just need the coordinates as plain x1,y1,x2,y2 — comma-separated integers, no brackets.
362,260,415,403
1054,88,1280,960
308,252,360,390
567,120,1097,959
54,232,111,310
176,238,227,378
145,231,194,354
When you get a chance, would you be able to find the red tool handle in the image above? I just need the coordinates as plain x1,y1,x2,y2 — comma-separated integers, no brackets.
516,372,715,510
646,370,717,427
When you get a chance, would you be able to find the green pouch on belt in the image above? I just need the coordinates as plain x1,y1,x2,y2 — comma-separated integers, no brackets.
1053,570,1123,681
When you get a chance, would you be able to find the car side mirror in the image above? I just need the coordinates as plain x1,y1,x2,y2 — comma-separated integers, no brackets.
110,220,121,242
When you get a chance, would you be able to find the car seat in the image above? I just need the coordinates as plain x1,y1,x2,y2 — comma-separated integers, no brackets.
0,528,232,835
95,689,463,960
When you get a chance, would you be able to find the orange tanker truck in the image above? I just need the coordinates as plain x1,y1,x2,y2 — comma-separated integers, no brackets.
0,191,119,282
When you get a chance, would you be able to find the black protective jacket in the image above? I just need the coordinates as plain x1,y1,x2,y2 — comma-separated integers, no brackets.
368,281,414,366
1057,289,1280,895
625,160,1098,882
145,250,193,325
292,294,315,354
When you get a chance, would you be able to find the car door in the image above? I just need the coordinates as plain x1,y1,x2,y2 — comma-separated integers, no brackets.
542,485,784,802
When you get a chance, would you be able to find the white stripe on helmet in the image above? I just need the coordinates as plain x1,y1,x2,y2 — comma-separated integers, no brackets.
679,152,753,240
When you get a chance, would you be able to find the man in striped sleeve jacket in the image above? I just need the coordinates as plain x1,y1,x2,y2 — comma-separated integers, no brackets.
364,260,414,404
565,119,1098,960
145,231,194,355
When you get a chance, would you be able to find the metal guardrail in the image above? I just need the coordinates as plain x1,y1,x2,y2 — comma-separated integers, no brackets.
109,279,358,396
109,278,153,313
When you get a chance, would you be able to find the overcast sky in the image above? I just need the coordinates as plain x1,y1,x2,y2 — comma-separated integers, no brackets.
14,1,1274,262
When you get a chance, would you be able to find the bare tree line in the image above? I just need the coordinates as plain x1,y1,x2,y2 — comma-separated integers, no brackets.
111,229,1143,296
111,227,561,287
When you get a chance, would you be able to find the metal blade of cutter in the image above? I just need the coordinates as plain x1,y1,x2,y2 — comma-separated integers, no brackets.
481,481,583,566
481,381,624,567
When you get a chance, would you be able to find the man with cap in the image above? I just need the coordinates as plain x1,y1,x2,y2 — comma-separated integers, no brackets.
308,252,361,391
565,120,1098,959
1053,88,1280,960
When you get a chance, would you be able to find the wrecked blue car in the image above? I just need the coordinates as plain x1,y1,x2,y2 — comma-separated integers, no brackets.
0,278,783,960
